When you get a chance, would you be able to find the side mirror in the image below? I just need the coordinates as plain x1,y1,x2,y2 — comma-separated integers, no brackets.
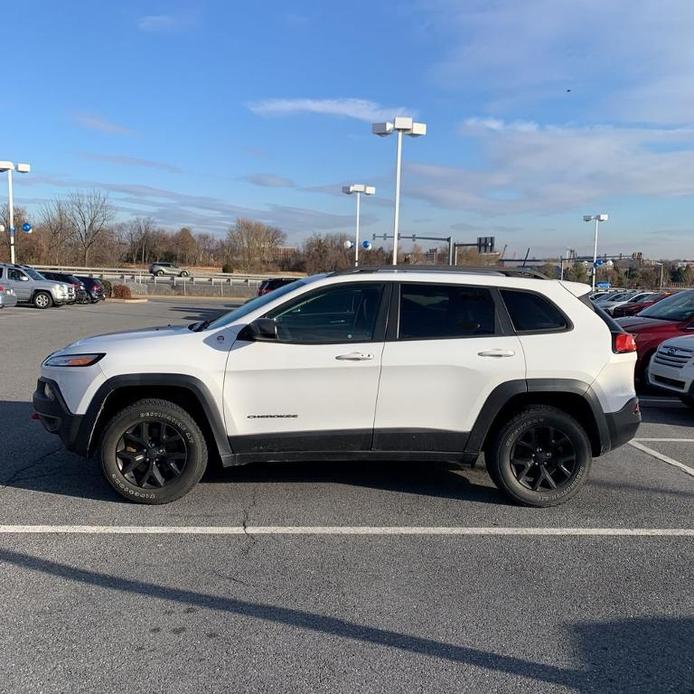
239,317,278,341
19,275,29,281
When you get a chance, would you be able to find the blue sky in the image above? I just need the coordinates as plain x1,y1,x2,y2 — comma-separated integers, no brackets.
3,0,694,258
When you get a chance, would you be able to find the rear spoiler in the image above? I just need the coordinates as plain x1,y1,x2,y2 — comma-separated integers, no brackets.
559,280,592,298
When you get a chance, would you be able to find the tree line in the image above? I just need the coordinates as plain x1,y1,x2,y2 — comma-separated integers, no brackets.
1,190,691,286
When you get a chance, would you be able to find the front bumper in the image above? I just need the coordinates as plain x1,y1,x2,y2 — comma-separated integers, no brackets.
604,397,641,451
32,378,86,454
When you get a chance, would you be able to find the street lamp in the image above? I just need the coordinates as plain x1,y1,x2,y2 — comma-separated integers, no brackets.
0,160,31,264
372,116,426,265
342,184,375,267
583,213,608,291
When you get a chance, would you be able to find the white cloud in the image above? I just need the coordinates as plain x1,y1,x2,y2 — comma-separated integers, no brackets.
422,0,694,125
137,14,190,32
80,152,181,173
244,173,295,188
405,118,694,214
73,113,133,135
247,98,412,123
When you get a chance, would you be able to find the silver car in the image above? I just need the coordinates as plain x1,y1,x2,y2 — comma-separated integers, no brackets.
0,263,70,308
0,283,17,308
149,261,190,277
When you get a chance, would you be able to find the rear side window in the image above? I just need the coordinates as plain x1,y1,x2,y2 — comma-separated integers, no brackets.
399,284,496,339
500,290,568,333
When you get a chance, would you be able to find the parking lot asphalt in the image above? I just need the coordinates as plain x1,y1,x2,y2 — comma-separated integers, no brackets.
1,299,693,693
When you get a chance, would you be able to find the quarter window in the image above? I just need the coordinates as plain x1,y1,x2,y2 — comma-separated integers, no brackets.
398,284,496,339
267,282,384,343
500,290,568,332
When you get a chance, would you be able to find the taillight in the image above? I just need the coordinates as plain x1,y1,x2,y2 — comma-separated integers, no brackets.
613,332,637,353
0,285,5,291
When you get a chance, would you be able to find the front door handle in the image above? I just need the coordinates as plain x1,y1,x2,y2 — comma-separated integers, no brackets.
335,352,374,361
478,349,516,358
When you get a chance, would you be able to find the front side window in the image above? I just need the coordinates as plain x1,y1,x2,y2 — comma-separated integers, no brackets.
267,282,385,343
8,269,26,281
500,290,569,332
398,284,496,339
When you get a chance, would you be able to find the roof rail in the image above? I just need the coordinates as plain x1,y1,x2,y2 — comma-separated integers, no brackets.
329,265,549,280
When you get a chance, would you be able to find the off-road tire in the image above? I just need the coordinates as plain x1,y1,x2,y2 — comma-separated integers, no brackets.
486,405,592,507
100,398,208,504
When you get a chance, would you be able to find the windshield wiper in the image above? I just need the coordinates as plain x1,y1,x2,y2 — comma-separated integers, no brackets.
193,319,211,332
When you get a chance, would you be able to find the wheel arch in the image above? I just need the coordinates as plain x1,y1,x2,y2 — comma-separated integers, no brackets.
81,374,233,466
466,379,609,459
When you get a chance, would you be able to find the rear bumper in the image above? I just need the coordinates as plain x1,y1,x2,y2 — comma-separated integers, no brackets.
32,378,86,455
604,397,641,451
0,294,18,307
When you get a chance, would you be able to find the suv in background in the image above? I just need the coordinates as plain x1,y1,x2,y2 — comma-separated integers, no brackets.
0,263,71,308
41,271,89,304
257,277,298,296
149,261,190,277
34,267,640,507
75,276,106,303
617,290,694,381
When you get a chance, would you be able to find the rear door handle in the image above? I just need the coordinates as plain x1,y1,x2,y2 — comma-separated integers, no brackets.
478,349,516,358
335,352,374,361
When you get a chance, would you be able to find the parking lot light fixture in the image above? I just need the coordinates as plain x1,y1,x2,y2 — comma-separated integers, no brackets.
342,184,375,267
583,213,608,291
0,160,31,264
372,116,427,265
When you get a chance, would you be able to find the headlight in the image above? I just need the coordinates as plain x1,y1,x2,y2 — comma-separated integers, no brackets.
43,353,105,367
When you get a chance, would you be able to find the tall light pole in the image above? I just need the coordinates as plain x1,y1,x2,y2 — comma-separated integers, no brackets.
372,116,426,265
583,213,608,291
0,161,31,264
342,184,375,267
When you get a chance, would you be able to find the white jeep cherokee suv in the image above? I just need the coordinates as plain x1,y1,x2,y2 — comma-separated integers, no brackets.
33,267,641,507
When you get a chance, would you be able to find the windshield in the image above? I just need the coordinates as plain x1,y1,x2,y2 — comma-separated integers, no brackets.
639,291,694,321
24,267,45,281
204,279,308,330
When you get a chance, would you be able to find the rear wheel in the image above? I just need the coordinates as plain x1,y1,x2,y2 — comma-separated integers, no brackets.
486,406,592,507
179,270,189,277
155,270,164,277
33,291,53,309
100,399,207,504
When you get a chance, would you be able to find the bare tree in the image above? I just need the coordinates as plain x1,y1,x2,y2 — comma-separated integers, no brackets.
65,190,115,266
225,218,286,271
38,200,74,264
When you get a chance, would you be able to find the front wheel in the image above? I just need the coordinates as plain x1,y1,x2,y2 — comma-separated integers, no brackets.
179,270,189,277
33,291,53,309
100,399,208,504
155,270,164,277
486,406,592,507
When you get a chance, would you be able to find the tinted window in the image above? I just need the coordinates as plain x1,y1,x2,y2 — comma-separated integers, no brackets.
0,268,3,278
399,284,496,339
639,291,694,321
8,269,25,281
267,282,384,343
501,290,568,332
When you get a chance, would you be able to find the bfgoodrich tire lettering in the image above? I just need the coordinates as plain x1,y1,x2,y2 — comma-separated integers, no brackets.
100,398,207,504
486,406,592,507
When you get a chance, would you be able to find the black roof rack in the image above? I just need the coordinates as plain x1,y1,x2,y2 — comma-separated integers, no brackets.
329,265,549,280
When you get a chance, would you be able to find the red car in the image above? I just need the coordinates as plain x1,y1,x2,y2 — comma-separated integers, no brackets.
616,290,694,381
611,292,670,318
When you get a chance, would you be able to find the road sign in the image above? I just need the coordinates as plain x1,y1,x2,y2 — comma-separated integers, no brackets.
596,281,611,289
22,222,32,234
362,240,372,250
594,258,605,267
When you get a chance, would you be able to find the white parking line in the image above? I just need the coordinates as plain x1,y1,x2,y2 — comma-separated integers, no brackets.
0,525,692,536
635,438,694,443
629,441,694,478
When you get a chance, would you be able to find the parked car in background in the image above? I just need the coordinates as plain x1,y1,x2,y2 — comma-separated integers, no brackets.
0,263,71,308
647,335,694,407
149,261,190,277
0,283,17,308
612,292,670,318
41,272,90,304
596,290,638,312
616,289,694,382
257,277,298,296
75,276,106,303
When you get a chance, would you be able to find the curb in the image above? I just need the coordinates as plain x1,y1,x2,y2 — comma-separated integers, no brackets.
106,298,149,304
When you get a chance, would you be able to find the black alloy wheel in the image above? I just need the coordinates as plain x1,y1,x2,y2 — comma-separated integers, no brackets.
509,425,578,492
115,420,188,489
